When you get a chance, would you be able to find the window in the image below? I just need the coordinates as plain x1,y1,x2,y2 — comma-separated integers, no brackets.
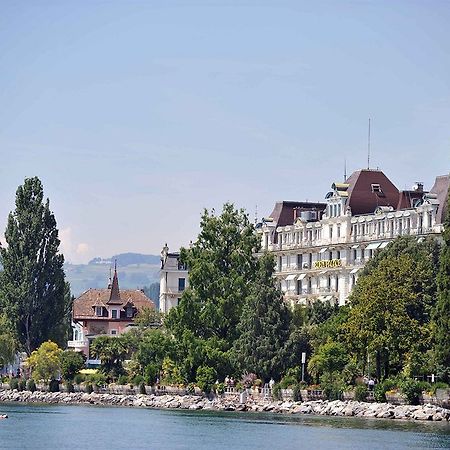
337,225,341,238
371,183,386,196
111,309,117,319
337,250,341,259
126,307,133,318
178,278,186,292
95,306,103,317
329,225,333,240
111,330,117,335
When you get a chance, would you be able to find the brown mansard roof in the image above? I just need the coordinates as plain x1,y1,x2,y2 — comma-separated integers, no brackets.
73,288,155,319
267,201,326,227
344,169,399,215
430,174,450,224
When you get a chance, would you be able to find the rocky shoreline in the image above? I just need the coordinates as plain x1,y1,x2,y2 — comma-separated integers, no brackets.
1,389,450,422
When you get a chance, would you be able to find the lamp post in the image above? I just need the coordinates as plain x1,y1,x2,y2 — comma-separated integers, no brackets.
301,352,306,383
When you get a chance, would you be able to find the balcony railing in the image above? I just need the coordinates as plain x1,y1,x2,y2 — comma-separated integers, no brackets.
67,340,88,348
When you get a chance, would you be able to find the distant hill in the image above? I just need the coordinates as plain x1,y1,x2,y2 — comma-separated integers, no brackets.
88,252,161,266
65,253,161,298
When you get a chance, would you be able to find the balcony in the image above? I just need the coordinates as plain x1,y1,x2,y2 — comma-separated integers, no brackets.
67,340,88,349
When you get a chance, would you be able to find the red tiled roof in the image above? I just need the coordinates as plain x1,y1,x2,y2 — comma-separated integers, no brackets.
73,288,155,319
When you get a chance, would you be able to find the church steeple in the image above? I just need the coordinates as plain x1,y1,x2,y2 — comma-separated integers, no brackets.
107,260,121,304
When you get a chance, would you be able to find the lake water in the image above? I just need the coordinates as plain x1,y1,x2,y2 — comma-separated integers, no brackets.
0,403,449,449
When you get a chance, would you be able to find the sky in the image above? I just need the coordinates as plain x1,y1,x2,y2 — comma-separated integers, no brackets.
1,1,449,264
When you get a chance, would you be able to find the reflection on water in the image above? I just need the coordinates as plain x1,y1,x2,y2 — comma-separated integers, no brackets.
0,403,449,450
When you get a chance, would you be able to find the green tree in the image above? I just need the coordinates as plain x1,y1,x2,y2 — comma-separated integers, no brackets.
164,204,260,382
233,253,291,381
165,203,260,345
0,177,70,354
133,329,176,372
344,236,439,379
0,314,17,369
134,307,163,328
26,340,62,382
434,185,450,381
90,335,128,379
307,341,348,383
60,350,85,381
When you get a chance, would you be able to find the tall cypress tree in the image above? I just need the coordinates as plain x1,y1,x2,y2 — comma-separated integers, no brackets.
434,184,450,382
233,253,291,381
0,177,69,354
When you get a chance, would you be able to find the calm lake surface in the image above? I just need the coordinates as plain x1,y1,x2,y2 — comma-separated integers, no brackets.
0,403,449,449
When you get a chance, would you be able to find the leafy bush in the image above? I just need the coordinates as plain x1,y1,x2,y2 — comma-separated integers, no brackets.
214,382,225,395
60,351,85,381
139,382,146,395
431,382,449,395
399,379,422,405
272,383,282,400
144,363,159,385
86,372,106,387
196,366,217,394
374,378,396,403
117,375,129,385
186,383,195,395
27,379,36,392
322,381,344,401
73,373,84,385
85,383,93,394
285,366,301,380
9,378,19,390
49,379,60,392
66,382,74,393
292,384,302,401
18,379,27,391
354,384,368,402
416,381,431,394
279,375,297,389
132,375,144,387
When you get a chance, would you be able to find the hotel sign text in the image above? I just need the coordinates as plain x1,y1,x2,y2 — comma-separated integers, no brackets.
314,259,342,269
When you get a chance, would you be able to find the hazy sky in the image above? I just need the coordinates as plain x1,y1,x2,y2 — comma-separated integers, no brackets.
1,1,449,264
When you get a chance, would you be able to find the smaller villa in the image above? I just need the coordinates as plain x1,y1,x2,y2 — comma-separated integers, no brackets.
68,265,155,365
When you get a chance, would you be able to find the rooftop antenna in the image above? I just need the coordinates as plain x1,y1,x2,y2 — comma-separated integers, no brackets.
367,118,371,169
255,204,258,224
344,158,347,182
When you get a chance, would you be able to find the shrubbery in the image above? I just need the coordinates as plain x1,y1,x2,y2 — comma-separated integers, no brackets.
9,378,19,390
26,379,36,392
49,379,59,392
374,378,396,403
196,366,217,394
354,384,368,402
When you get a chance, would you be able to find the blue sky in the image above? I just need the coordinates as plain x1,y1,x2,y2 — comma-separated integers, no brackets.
1,1,449,263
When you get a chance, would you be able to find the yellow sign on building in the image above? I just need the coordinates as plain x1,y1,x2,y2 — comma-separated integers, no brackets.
313,259,342,269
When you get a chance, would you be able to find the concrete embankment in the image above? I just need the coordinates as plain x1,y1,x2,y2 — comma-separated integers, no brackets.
1,390,449,422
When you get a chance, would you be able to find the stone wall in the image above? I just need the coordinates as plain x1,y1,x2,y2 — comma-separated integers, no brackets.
1,389,449,422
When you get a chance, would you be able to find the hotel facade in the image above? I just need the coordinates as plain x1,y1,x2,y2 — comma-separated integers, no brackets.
257,169,449,306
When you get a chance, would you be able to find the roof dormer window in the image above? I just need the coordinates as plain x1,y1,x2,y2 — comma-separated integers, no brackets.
95,306,103,317
371,183,386,197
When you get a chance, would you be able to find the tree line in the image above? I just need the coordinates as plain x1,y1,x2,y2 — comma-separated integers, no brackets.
1,178,449,402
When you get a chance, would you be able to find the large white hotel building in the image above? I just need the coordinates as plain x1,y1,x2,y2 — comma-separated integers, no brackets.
257,169,449,306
